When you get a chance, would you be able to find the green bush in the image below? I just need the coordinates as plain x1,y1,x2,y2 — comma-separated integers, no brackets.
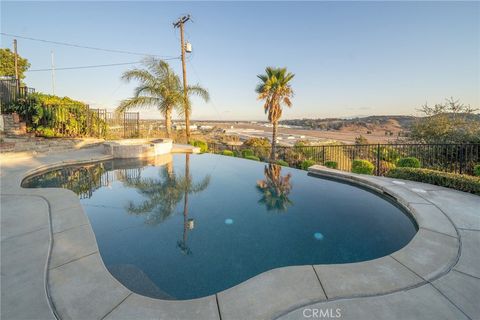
387,167,480,195
35,126,56,138
245,155,260,161
242,149,254,158
5,92,106,138
352,159,375,175
191,140,208,153
474,164,480,177
397,157,421,168
378,160,396,176
222,150,234,157
324,161,338,169
301,159,316,170
243,138,271,160
276,160,289,167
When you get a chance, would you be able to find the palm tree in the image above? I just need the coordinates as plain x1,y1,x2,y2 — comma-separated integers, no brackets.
255,67,294,161
257,163,293,212
117,57,210,139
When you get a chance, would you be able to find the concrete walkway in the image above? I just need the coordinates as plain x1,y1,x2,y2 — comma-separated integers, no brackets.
1,148,479,320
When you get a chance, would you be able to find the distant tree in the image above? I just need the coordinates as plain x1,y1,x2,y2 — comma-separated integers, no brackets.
0,48,30,80
409,98,480,143
355,135,369,145
256,67,294,161
243,137,271,148
117,58,209,138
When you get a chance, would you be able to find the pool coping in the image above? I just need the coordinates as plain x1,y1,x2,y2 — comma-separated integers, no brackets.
2,149,477,320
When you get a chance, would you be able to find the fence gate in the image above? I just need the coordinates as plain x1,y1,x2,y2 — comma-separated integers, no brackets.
100,110,140,138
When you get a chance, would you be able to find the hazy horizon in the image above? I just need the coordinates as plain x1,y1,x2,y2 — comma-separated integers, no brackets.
2,1,479,120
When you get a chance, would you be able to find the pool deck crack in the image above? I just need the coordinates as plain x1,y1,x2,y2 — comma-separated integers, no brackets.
311,265,328,300
419,226,458,239
48,251,98,270
452,268,480,280
100,292,132,320
215,294,223,320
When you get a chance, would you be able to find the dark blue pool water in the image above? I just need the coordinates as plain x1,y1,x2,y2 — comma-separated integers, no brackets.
23,153,417,300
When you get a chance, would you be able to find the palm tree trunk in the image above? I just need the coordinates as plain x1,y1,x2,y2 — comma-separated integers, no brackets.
165,108,172,138
271,121,278,161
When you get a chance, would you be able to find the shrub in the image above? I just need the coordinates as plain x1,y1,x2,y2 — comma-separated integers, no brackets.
245,155,260,161
373,146,401,163
378,160,396,176
301,159,316,170
324,161,338,169
282,148,306,168
222,150,234,157
352,159,375,175
243,137,270,160
35,126,56,138
276,160,289,167
387,167,480,195
191,140,208,153
397,157,421,168
233,150,241,158
474,164,480,177
242,149,254,158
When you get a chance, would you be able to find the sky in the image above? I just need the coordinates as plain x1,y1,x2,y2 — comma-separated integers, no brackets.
1,1,479,120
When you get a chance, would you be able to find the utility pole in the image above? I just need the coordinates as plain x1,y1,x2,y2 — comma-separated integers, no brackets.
173,15,191,141
13,39,20,94
51,51,56,95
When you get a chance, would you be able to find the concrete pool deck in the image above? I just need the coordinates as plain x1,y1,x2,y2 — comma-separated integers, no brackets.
1,147,479,320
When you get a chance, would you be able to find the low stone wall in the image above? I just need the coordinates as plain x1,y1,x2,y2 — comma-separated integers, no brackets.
103,139,173,158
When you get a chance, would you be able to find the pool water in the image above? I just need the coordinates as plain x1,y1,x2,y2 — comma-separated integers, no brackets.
22,153,417,300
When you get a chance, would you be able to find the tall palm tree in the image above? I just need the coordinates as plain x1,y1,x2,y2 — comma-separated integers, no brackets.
255,67,294,161
117,57,209,139
257,163,293,212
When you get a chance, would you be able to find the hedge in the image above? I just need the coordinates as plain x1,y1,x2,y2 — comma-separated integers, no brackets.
324,161,338,169
474,164,480,177
276,160,289,167
301,159,316,170
352,159,375,175
222,150,234,156
397,157,421,168
191,140,208,153
242,149,254,158
245,155,260,161
386,167,480,195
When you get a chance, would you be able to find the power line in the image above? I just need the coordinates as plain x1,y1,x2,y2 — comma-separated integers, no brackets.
1,32,177,58
26,56,181,72
27,61,142,72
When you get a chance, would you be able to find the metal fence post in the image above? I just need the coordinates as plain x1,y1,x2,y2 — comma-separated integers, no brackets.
376,144,381,176
459,144,464,175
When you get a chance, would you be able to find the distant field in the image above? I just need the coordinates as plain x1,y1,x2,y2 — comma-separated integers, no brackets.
201,122,405,145
139,116,410,145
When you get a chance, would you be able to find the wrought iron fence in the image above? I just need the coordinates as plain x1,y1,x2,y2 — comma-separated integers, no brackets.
209,143,480,176
0,78,35,112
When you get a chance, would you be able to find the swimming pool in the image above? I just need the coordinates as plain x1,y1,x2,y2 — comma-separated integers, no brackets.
22,153,417,300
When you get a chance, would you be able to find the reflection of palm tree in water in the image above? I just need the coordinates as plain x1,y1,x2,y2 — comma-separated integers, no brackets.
257,164,293,211
120,154,209,254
